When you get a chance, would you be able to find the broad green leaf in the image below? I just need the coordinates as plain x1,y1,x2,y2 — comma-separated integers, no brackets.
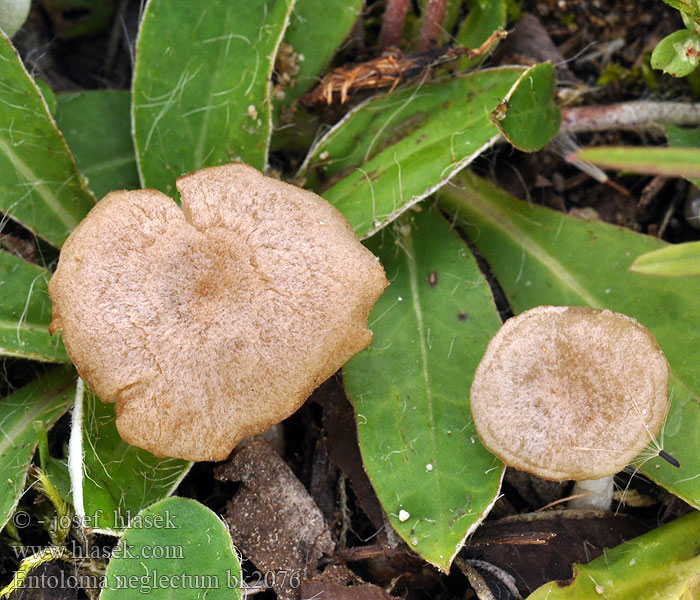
343,205,504,572
299,66,525,238
69,388,190,534
574,146,700,178
0,30,94,247
0,251,68,362
630,241,700,277
34,79,57,116
133,0,296,195
671,0,700,28
102,497,241,599
0,367,75,531
455,0,507,70
651,29,700,77
528,510,700,600
438,172,700,508
275,0,363,107
492,62,561,152
56,90,139,199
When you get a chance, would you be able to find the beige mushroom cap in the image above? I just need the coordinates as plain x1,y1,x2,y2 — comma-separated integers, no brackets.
49,163,387,461
470,306,670,481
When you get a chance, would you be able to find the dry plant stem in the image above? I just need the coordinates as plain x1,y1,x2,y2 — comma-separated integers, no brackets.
560,102,700,136
379,0,410,48
467,532,557,546
537,493,591,511
418,0,448,51
301,30,506,107
639,175,669,212
103,0,129,73
326,544,409,563
659,192,683,238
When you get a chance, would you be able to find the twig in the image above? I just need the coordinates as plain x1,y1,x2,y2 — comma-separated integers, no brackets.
418,0,448,51
638,175,668,212
379,0,410,48
560,102,700,136
658,192,683,237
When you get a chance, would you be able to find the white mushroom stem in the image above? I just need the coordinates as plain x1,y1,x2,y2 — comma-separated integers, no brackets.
68,377,86,527
568,476,614,511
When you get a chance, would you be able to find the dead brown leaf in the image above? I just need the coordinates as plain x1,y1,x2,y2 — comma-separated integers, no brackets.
301,579,395,600
216,436,335,600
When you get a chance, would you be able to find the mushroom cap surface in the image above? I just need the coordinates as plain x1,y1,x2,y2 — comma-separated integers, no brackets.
470,306,670,481
49,163,387,461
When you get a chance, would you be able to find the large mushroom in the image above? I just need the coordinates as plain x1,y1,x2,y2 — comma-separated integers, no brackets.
470,305,672,509
49,163,387,462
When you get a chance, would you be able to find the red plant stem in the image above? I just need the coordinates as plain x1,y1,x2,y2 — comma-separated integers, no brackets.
560,102,700,136
379,0,410,48
418,0,448,51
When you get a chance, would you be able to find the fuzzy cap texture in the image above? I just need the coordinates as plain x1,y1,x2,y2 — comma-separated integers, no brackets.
470,305,670,481
49,163,387,461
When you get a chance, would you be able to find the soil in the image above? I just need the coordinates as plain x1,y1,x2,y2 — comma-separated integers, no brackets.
3,1,698,599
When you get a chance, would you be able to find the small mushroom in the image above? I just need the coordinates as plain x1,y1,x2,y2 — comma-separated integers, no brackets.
49,163,387,462
470,306,671,506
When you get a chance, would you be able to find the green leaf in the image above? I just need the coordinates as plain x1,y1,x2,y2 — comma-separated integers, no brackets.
438,172,700,508
132,0,296,195
492,62,561,152
69,388,190,534
455,0,507,70
300,66,525,238
665,124,700,186
683,10,700,34
0,367,75,532
343,205,504,572
651,29,700,77
34,79,57,116
672,0,700,29
574,146,700,178
103,497,241,599
0,30,94,247
275,0,363,108
630,242,700,277
527,510,700,600
55,90,139,199
0,251,68,362
665,124,700,148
